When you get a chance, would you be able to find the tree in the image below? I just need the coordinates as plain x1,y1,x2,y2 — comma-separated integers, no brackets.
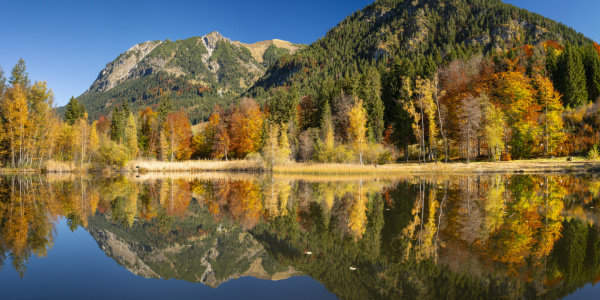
9,58,30,88
1,84,29,166
358,67,385,142
269,86,299,126
0,65,6,98
163,111,192,161
460,95,482,163
125,112,138,158
559,45,588,107
581,44,600,102
348,98,367,165
64,97,86,125
109,104,126,143
211,110,230,160
228,98,264,158
482,97,506,162
157,90,173,124
534,75,565,155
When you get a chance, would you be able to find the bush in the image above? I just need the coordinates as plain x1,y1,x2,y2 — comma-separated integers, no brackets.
501,151,512,161
99,139,132,168
588,145,599,160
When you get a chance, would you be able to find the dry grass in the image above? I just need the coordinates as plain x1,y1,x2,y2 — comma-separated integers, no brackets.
128,171,262,182
44,160,91,173
273,158,600,175
125,159,264,172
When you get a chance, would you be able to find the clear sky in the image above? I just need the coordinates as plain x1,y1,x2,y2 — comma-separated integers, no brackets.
0,0,598,107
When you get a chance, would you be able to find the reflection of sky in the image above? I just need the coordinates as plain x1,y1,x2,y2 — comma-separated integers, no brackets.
564,283,600,300
0,218,336,300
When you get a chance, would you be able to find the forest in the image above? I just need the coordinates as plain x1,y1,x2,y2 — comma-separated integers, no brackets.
1,40,600,170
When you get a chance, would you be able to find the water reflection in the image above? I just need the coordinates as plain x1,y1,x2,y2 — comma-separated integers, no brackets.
0,173,599,299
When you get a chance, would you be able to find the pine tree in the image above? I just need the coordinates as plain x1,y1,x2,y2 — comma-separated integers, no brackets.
110,105,125,143
582,44,600,102
359,67,384,142
9,58,30,88
0,65,6,97
560,45,588,107
65,96,86,125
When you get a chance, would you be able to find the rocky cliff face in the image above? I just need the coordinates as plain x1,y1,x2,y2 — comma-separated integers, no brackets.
84,32,301,95
87,41,162,93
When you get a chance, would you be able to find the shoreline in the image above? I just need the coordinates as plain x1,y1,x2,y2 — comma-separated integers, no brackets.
2,157,599,175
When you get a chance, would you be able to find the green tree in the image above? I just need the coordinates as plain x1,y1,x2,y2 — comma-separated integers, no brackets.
358,67,385,142
269,86,299,126
9,58,30,88
64,96,86,125
559,45,588,107
582,44,600,102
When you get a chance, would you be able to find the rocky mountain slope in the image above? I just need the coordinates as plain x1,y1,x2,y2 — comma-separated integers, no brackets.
71,32,303,122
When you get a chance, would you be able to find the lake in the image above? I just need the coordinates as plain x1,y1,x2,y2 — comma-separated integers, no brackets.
0,172,599,299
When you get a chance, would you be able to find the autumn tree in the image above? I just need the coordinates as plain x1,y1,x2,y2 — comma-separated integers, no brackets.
163,110,192,161
348,98,367,165
228,98,264,158
125,112,138,158
534,75,565,155
459,95,482,163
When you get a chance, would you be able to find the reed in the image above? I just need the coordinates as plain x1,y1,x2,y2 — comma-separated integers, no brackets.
44,160,91,173
272,159,600,175
126,159,265,172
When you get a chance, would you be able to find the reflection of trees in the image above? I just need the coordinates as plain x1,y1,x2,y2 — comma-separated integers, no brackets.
0,176,60,277
194,179,263,230
3,173,600,299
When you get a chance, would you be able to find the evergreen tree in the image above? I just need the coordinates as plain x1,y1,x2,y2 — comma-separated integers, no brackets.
9,58,30,88
269,85,299,126
110,105,126,143
358,67,385,142
560,44,588,107
582,44,600,102
0,65,6,97
64,96,86,125
157,91,173,124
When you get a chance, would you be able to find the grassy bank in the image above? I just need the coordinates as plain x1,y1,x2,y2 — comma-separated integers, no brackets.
273,158,600,175
4,157,600,175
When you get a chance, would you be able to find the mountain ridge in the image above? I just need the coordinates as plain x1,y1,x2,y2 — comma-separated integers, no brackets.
71,32,304,123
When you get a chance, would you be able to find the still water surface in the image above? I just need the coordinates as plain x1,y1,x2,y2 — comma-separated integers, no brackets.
1,173,600,299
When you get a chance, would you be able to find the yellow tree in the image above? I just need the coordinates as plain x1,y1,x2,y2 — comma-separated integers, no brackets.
348,98,367,165
1,84,29,166
27,81,56,167
124,112,138,158
89,121,100,163
534,75,565,155
482,98,506,162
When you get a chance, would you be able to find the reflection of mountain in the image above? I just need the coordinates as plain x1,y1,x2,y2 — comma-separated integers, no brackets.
86,199,300,288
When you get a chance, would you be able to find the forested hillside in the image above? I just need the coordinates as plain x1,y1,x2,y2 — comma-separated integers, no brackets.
250,0,590,98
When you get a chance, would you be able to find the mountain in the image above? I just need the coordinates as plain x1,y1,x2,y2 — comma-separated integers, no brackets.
87,200,300,287
70,32,304,123
249,0,592,97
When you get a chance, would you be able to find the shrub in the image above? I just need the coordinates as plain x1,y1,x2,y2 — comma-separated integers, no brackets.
99,139,132,168
501,151,512,161
588,145,599,160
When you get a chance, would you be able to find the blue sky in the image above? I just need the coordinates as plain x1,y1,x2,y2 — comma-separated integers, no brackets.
0,0,598,107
